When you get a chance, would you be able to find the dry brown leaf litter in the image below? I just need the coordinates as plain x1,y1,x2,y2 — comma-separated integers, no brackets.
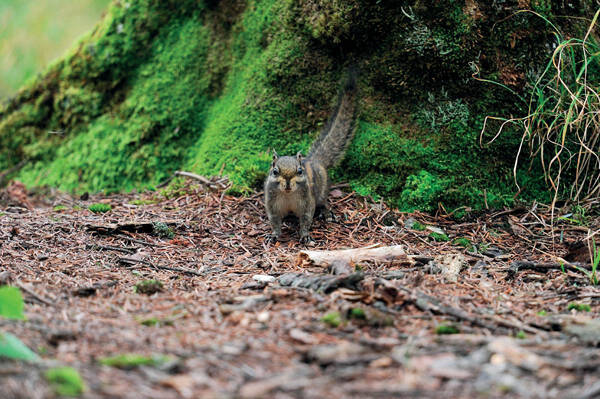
0,180,599,398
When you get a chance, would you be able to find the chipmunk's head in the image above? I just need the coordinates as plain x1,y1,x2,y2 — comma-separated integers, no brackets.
268,150,307,192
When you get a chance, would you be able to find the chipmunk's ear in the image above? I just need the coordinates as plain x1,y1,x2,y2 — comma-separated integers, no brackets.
296,151,303,163
272,149,279,167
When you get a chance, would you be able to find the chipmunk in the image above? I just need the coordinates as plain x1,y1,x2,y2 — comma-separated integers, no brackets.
264,70,358,243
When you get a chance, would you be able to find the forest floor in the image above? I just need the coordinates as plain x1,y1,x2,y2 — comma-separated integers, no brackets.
1,179,600,399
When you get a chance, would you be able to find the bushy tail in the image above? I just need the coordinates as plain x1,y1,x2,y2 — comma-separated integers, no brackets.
308,67,358,169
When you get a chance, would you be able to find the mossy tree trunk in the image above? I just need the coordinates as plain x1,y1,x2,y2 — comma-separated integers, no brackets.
0,0,595,211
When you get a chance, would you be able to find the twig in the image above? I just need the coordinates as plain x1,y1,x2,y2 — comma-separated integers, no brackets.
156,174,175,188
118,257,202,276
402,287,545,333
174,171,213,186
86,244,136,254
116,234,161,247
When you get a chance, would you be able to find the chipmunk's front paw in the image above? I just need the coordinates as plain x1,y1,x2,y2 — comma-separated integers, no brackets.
265,233,279,244
299,234,315,245
324,209,336,223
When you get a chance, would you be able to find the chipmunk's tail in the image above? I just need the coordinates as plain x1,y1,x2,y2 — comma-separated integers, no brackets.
308,67,358,169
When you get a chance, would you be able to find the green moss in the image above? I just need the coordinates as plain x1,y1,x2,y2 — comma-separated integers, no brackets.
321,311,342,328
152,222,174,239
139,317,174,327
435,323,460,335
567,303,591,312
412,221,427,231
88,203,111,213
45,367,85,397
348,307,366,320
1,0,593,211
515,331,527,340
453,237,474,251
429,232,450,242
130,199,158,206
99,353,171,369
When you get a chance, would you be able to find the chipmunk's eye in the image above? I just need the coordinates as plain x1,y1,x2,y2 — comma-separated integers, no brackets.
272,168,279,176
297,168,303,175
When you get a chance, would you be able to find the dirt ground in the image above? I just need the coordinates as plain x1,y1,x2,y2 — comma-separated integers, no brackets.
1,179,600,398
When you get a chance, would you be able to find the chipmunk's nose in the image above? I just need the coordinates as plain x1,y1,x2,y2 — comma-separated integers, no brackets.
284,179,291,191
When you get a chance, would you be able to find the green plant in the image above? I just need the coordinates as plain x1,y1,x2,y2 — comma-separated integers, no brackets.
480,10,600,206
0,286,38,361
0,332,39,361
99,354,171,369
412,221,427,231
88,203,112,213
478,242,490,253
152,222,174,239
348,308,366,320
435,323,460,335
429,232,450,242
53,205,67,211
515,331,527,339
130,199,157,206
45,367,85,396
558,205,590,226
567,302,591,312
321,312,342,328
139,317,174,327
589,238,600,285
569,239,600,285
453,237,474,251
0,286,25,320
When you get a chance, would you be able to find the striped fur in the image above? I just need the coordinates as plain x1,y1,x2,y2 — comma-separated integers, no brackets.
308,70,358,169
264,69,358,243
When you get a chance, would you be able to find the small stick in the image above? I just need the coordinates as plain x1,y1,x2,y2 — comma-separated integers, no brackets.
174,171,213,186
87,244,136,254
116,234,161,247
156,174,175,188
118,257,202,276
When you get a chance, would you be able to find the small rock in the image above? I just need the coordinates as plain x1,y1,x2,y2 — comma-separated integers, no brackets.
433,253,466,283
404,217,417,229
564,318,600,345
256,311,269,323
382,270,405,280
329,188,344,198
487,337,544,371
369,356,393,368
482,246,504,258
252,274,275,283
426,226,446,235
289,328,317,345
304,341,370,366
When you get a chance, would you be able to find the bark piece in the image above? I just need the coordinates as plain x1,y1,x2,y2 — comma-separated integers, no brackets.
298,244,409,267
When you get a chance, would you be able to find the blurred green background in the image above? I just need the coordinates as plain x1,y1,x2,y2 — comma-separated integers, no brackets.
0,0,111,99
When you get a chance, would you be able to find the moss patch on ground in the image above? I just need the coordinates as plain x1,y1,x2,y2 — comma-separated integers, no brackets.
0,0,593,210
